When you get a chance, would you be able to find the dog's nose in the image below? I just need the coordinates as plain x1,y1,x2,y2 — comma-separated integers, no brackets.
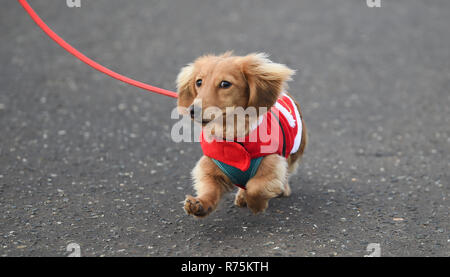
189,105,201,119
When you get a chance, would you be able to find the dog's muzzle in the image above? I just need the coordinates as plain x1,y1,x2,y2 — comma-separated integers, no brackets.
189,105,211,124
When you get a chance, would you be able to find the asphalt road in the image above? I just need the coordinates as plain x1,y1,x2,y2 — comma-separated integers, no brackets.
0,0,449,257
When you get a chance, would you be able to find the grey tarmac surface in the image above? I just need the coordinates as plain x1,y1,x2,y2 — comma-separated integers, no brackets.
0,0,449,256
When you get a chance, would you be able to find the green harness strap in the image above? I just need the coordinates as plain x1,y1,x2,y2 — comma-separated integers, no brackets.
212,157,263,188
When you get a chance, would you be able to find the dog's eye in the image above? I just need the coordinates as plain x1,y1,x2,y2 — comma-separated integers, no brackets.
219,81,232,89
196,79,202,87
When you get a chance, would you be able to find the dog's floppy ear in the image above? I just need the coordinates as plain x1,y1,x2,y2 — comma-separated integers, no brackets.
240,53,295,110
176,63,196,114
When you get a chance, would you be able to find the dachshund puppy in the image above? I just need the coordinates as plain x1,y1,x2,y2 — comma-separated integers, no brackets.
177,52,307,217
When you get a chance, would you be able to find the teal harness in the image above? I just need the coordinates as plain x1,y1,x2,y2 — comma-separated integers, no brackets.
212,157,264,189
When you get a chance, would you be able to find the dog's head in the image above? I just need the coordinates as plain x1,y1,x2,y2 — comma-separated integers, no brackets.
176,52,294,138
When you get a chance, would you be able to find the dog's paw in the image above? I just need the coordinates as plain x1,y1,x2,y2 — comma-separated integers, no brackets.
234,189,247,208
184,195,212,218
281,182,291,197
247,201,268,214
245,194,269,214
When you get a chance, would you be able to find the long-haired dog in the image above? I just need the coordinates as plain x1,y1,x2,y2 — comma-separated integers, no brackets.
177,52,307,217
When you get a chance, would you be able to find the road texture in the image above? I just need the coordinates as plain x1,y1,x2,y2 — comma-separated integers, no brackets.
0,0,449,256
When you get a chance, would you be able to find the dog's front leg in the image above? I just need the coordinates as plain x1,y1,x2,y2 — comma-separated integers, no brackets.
184,156,232,218
244,154,288,214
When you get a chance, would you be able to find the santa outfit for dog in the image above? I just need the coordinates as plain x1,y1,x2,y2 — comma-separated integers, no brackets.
200,93,303,189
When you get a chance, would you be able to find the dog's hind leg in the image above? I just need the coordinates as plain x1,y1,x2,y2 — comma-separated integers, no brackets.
234,188,247,207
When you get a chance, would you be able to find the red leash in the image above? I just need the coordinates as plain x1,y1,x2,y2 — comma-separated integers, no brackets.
18,0,178,99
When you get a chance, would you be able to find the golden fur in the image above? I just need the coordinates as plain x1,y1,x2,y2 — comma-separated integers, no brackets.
177,52,307,217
